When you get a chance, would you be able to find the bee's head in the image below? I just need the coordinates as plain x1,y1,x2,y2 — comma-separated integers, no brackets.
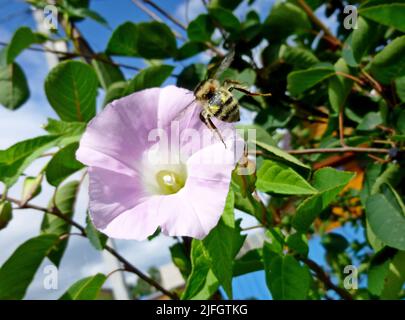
194,79,219,101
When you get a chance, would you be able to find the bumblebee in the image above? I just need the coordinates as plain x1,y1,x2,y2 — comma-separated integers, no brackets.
189,51,272,146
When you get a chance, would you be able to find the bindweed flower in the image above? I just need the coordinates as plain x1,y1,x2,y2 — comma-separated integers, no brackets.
76,86,244,240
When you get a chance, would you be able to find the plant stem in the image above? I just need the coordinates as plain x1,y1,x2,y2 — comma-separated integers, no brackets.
253,146,391,156
297,0,342,47
301,257,353,300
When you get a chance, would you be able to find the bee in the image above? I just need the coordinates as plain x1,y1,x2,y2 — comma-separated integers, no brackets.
184,50,272,147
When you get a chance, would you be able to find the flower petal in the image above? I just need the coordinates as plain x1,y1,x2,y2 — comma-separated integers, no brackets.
101,196,162,240
76,88,161,176
158,137,244,239
88,167,146,230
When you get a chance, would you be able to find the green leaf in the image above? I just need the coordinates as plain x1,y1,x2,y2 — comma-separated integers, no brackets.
201,191,245,298
254,140,311,176
0,27,43,65
106,22,139,56
45,143,84,187
263,1,311,41
187,15,215,42
183,191,245,299
256,160,317,195
170,243,192,280
71,8,109,27
279,45,319,70
176,42,207,60
287,64,335,96
0,135,60,187
380,251,405,299
292,167,355,231
357,112,382,131
233,249,263,276
263,245,311,300
0,63,29,110
21,174,43,206
368,35,405,84
342,17,381,67
366,184,405,251
371,163,403,195
45,60,98,122
0,201,12,230
41,181,80,266
328,58,353,113
126,65,174,94
209,7,241,32
286,232,309,256
43,118,86,137
321,233,349,254
177,63,207,91
137,22,177,59
182,240,219,300
103,81,128,106
359,1,405,33
91,54,125,90
209,0,243,10
59,273,107,300
395,76,405,103
85,214,108,251
0,234,58,299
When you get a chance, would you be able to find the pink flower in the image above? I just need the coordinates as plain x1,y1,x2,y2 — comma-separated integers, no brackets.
76,86,243,240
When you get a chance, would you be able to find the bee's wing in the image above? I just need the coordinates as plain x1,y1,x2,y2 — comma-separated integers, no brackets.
208,49,235,80
171,96,197,123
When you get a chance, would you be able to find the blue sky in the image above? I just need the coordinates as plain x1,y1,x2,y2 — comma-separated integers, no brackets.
0,0,349,299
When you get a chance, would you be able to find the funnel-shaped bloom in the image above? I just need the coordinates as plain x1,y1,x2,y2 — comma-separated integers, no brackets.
76,86,243,240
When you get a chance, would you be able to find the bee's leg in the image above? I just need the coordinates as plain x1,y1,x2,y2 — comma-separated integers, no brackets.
200,112,227,148
223,80,271,97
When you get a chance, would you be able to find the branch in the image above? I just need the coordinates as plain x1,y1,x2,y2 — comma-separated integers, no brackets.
301,257,353,300
254,146,391,156
2,194,178,300
297,0,342,47
0,41,141,72
131,0,185,40
142,0,187,30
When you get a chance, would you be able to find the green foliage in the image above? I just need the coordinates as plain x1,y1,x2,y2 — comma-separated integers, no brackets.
0,63,29,110
45,60,98,122
293,168,355,231
0,235,58,299
183,191,245,299
85,214,108,251
0,201,12,230
41,181,80,266
59,273,107,300
256,160,316,195
0,135,60,187
263,243,311,299
46,143,84,187
359,0,405,32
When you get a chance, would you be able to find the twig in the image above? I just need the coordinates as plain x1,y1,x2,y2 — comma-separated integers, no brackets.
335,71,365,86
301,257,353,300
297,0,342,47
1,193,178,299
361,70,383,94
104,245,178,299
142,0,187,30
0,41,141,72
241,225,265,231
131,0,185,40
253,146,391,156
